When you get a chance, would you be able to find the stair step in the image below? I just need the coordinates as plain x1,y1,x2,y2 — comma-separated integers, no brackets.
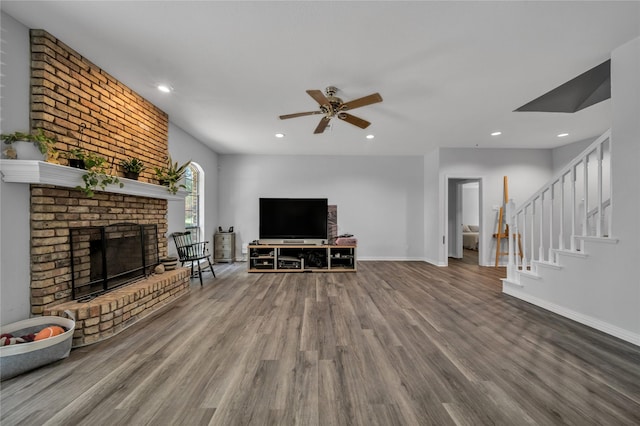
533,260,562,270
552,249,588,259
518,269,541,280
574,236,619,244
501,277,523,288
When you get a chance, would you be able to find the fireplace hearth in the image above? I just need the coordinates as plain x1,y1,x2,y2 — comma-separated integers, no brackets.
70,223,159,300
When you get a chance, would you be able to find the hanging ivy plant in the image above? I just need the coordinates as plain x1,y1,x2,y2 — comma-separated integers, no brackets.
70,149,123,197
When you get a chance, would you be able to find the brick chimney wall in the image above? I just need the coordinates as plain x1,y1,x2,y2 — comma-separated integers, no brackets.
30,29,168,178
27,30,173,315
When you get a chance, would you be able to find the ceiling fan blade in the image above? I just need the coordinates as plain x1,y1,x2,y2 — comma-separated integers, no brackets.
307,89,331,107
337,112,371,129
340,93,383,111
314,116,331,134
279,111,322,120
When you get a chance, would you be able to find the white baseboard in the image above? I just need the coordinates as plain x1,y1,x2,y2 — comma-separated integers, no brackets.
359,257,447,266
358,256,426,262
503,288,640,347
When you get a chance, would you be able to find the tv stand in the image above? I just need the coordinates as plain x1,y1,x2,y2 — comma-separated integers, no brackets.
248,244,356,273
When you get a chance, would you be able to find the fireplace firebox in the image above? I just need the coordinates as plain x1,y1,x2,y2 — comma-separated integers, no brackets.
70,223,159,300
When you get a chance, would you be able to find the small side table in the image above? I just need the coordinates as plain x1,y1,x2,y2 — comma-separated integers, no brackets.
214,232,235,263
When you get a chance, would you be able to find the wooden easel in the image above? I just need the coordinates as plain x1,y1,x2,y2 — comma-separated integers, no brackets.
494,176,522,267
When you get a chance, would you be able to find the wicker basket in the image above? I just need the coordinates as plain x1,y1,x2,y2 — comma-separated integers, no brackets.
161,256,179,271
0,311,75,380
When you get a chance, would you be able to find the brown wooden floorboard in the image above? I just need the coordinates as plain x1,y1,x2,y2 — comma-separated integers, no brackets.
1,260,639,425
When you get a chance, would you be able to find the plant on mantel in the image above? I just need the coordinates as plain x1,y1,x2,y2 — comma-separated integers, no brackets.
68,148,123,197
1,128,59,163
120,157,145,180
154,155,191,194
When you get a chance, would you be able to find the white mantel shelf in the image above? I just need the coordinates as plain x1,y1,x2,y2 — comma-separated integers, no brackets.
0,160,185,201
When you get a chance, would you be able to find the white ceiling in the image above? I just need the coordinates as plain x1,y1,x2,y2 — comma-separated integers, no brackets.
2,1,639,156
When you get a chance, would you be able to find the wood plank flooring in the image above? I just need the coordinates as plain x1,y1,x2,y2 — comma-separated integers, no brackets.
2,260,639,425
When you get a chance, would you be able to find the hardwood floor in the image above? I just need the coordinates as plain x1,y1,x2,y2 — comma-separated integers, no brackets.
451,248,479,266
2,261,639,425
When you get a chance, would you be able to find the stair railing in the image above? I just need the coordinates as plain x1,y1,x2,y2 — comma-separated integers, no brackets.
506,130,612,281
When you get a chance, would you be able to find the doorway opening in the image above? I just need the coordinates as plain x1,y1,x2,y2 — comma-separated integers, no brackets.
446,177,482,266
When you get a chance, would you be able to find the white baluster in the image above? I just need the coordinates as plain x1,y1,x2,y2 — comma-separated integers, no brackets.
530,200,535,265
559,173,565,250
596,143,603,237
570,166,576,251
514,216,521,272
582,156,588,252
549,184,555,262
506,200,515,278
539,193,545,262
607,136,613,238
521,209,528,271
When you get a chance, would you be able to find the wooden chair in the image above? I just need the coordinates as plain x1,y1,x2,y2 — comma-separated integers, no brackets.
171,231,215,286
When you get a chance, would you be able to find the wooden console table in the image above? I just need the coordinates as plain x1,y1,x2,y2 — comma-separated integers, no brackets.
247,244,356,273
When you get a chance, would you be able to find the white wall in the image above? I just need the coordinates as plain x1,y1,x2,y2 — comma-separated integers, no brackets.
551,137,595,174
607,36,640,337
423,149,441,264
166,123,219,257
462,182,480,226
437,148,554,266
217,155,425,260
0,12,34,324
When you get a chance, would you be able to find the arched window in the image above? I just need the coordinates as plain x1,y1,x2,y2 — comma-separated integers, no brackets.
184,163,204,241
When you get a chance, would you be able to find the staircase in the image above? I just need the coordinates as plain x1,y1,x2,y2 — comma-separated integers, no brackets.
500,130,637,344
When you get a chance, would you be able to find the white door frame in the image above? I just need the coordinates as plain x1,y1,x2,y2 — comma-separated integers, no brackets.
444,175,483,266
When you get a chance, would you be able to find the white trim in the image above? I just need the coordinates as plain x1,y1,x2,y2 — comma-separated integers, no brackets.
184,162,205,240
443,175,484,267
574,236,619,244
501,278,523,288
518,270,541,280
358,256,426,262
552,249,588,259
533,260,562,270
0,160,185,200
502,287,640,347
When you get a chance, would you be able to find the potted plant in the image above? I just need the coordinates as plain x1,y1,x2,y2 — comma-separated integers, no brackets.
68,148,87,169
69,149,123,197
120,157,145,180
1,129,58,162
154,156,191,194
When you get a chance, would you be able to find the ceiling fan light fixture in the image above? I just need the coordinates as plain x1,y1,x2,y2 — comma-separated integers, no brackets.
366,134,375,140
280,86,382,134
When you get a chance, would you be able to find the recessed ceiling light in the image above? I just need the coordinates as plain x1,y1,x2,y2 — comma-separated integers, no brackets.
366,134,375,139
157,84,172,93
557,133,569,138
275,133,285,138
491,131,502,136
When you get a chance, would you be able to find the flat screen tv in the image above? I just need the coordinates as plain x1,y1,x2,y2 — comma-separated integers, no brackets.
259,198,328,244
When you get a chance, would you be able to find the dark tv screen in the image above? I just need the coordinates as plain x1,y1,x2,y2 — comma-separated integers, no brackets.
259,198,328,240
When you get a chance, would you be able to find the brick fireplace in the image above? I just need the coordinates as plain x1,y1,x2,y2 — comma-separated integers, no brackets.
0,161,194,347
30,185,169,314
6,29,194,346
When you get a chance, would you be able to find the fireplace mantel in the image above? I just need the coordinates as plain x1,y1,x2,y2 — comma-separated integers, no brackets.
0,160,185,200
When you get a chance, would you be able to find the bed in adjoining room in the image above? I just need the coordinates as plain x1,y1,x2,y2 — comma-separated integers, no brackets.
462,224,479,250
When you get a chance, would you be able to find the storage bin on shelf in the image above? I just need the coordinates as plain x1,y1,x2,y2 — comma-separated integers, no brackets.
0,311,75,380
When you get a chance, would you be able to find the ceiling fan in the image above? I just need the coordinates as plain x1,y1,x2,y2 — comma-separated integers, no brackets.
279,86,383,134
